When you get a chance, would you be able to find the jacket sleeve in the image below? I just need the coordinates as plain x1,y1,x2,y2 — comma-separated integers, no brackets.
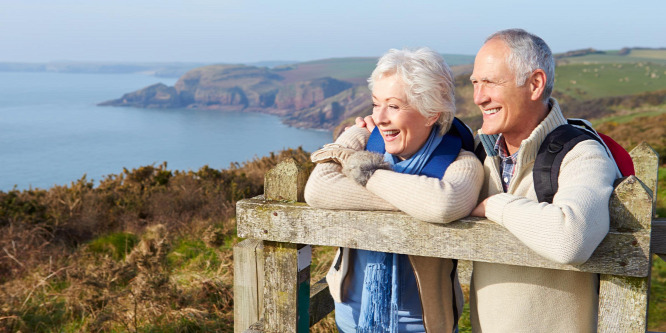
304,127,398,211
365,151,484,223
484,140,618,264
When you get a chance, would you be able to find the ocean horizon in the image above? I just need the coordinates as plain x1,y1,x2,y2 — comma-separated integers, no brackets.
0,72,332,191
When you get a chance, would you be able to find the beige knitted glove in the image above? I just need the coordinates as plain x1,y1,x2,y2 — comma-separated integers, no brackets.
310,143,358,165
341,151,391,186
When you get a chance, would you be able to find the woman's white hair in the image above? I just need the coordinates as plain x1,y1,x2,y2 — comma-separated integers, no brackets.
368,47,455,135
486,29,555,101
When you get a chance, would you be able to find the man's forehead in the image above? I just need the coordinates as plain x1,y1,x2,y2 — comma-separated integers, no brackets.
471,42,512,79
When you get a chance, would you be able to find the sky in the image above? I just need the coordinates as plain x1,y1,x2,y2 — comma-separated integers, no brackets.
1,0,664,64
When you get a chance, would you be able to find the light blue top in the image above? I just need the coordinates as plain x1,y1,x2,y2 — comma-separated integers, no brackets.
335,249,425,332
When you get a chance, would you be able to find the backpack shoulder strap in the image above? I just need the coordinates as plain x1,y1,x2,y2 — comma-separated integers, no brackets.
534,124,600,203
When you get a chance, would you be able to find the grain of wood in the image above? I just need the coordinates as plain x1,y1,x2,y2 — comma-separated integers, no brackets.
630,142,659,216
598,274,650,332
237,194,651,277
234,239,264,333
264,158,308,202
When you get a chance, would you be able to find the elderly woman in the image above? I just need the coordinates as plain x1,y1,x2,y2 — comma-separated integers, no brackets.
304,48,483,332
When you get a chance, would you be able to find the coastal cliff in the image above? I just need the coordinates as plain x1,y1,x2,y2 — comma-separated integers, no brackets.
99,63,362,130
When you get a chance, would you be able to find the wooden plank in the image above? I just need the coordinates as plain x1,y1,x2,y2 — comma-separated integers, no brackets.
234,239,264,333
597,274,650,332
243,319,264,333
597,145,656,333
630,142,659,216
262,241,311,332
609,176,654,232
264,158,308,202
309,278,334,326
237,199,651,278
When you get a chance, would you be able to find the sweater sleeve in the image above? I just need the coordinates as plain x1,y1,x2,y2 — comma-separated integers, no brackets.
304,127,397,211
365,151,484,223
485,140,618,265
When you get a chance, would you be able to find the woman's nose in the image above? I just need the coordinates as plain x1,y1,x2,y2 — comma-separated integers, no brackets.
373,105,389,124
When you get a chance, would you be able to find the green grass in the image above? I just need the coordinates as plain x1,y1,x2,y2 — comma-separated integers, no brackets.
554,62,666,99
167,238,222,271
559,49,666,65
590,104,666,126
88,232,139,261
649,255,666,331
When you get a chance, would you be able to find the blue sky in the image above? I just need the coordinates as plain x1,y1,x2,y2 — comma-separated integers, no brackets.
1,0,664,63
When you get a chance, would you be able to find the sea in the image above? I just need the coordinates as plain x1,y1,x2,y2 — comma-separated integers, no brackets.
0,72,333,191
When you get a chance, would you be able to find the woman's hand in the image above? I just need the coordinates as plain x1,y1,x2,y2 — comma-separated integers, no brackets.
356,115,376,133
344,115,376,133
341,151,390,186
310,144,357,165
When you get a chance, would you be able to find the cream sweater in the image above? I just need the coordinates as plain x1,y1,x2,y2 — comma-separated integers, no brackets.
305,126,484,223
471,99,620,333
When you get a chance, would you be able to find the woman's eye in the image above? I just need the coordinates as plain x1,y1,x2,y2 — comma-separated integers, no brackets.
372,103,378,108
389,105,399,110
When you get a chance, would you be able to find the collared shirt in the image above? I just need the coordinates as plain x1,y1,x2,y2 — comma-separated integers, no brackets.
494,134,519,192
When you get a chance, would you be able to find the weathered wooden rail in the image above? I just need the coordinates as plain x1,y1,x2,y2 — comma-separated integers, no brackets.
234,142,664,333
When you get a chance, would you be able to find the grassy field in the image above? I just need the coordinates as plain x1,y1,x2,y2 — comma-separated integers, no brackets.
554,62,666,99
274,53,474,85
558,49,666,65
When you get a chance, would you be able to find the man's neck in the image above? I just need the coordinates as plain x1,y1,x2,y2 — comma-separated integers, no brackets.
503,101,551,155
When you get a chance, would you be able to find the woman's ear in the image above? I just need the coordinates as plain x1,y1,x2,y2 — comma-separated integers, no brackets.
529,69,547,101
426,113,441,127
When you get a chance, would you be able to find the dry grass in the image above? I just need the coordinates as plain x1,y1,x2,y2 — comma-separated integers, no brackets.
0,147,313,332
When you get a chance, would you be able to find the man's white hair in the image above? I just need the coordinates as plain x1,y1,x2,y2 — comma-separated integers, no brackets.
368,47,455,135
486,29,555,101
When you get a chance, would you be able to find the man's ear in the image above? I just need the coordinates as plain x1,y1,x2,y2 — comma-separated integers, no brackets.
529,69,547,101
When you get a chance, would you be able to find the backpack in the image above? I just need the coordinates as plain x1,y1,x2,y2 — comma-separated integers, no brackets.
474,118,635,203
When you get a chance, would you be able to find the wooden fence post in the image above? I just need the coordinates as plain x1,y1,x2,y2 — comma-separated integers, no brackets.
233,239,264,333
630,142,659,218
598,143,658,333
262,158,311,332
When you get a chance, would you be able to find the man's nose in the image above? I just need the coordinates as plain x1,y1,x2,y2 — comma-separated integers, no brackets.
473,85,488,106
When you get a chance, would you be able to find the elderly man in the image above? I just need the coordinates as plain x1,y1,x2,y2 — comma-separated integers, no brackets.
468,29,619,332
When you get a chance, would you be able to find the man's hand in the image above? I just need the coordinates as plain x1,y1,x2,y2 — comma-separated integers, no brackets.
470,198,489,217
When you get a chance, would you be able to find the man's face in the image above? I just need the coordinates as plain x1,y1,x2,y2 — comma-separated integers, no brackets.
470,39,535,138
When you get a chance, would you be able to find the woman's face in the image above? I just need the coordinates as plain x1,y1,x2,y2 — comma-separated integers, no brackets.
372,75,437,160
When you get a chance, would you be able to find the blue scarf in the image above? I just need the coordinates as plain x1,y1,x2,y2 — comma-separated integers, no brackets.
357,126,443,333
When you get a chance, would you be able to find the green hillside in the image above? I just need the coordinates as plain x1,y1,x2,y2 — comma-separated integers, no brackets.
559,49,666,65
555,62,666,99
275,53,474,85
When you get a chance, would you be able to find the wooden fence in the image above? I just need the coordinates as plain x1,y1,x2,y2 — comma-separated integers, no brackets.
234,142,664,333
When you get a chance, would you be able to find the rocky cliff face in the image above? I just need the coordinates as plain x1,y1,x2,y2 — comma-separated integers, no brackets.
99,64,362,129
274,77,353,110
282,86,372,130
